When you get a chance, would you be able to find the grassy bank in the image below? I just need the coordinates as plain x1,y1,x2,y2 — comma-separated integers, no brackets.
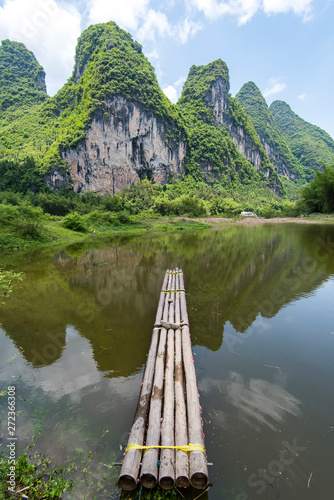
0,209,212,253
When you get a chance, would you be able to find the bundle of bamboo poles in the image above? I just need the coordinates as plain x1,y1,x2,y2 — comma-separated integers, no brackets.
118,268,209,492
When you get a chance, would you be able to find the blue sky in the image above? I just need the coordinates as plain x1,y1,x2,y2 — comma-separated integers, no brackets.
0,0,333,138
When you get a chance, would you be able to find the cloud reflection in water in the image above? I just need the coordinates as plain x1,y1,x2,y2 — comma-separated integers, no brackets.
200,371,302,432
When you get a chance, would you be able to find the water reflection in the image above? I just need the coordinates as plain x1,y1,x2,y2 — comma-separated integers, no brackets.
1,223,334,499
0,326,142,406
201,371,302,433
1,223,334,372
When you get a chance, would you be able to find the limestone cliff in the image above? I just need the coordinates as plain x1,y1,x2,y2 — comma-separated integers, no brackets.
178,61,282,194
40,21,187,194
235,82,306,181
59,98,186,194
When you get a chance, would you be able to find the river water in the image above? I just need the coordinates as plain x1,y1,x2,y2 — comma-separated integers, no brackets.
1,222,334,499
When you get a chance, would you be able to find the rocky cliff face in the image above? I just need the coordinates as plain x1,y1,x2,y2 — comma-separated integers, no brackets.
262,141,295,179
209,78,266,174
59,97,186,194
235,82,304,181
176,60,282,194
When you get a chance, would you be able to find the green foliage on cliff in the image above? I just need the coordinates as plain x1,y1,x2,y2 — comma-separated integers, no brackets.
270,100,334,172
178,60,229,123
0,39,47,112
0,22,333,208
0,157,46,193
71,22,179,121
0,22,185,172
235,82,309,181
300,164,334,213
177,61,282,194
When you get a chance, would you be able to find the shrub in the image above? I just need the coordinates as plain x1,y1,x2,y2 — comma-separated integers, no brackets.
36,193,74,216
62,212,87,232
260,208,277,218
102,194,123,212
0,201,44,237
18,202,44,237
117,212,130,224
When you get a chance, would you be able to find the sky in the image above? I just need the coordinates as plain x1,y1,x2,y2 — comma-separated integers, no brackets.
0,0,333,138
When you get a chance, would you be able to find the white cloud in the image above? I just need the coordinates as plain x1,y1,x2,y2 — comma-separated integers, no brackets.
188,0,314,24
262,0,313,21
176,17,203,43
188,0,260,25
297,92,307,100
174,76,186,87
88,0,173,42
263,78,286,97
88,0,149,31
136,9,172,42
163,84,178,103
146,49,160,61
89,0,201,44
0,0,82,95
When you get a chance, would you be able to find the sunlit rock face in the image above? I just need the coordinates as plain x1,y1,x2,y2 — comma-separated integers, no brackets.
209,78,262,172
59,97,186,195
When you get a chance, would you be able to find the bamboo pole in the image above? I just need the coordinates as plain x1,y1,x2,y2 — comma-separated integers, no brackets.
174,271,190,488
140,272,173,488
179,270,209,490
118,271,169,491
159,272,176,490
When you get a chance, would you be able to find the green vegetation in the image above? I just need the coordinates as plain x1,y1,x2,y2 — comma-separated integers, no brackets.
0,449,73,499
121,486,186,499
0,157,46,193
0,175,307,252
0,269,24,304
0,40,47,112
0,22,185,173
300,164,334,213
177,61,282,194
235,82,309,181
62,212,87,232
0,22,333,246
270,100,334,172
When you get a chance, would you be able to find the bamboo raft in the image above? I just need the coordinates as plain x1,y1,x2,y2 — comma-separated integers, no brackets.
118,268,209,491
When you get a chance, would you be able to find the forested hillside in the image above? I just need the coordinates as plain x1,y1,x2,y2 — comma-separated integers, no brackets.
270,100,334,172
235,82,312,182
0,20,333,207
177,61,282,194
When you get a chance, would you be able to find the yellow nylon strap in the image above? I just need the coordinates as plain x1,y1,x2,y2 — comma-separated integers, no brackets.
161,290,185,293
126,443,206,454
167,272,182,275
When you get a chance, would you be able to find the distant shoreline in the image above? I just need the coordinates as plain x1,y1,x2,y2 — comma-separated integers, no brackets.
176,216,334,226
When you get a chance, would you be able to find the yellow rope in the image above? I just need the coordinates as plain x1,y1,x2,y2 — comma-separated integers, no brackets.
166,272,182,275
161,290,185,293
126,443,206,454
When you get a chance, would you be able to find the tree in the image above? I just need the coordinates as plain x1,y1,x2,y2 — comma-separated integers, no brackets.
300,164,334,213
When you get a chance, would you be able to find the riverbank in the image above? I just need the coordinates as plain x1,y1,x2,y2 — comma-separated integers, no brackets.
0,216,211,254
1,214,334,254
181,215,334,226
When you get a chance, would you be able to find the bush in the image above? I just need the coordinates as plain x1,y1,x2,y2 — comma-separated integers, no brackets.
0,202,20,224
18,202,44,237
36,193,74,216
117,212,130,224
0,201,44,238
102,194,123,212
260,208,277,218
300,164,334,213
62,212,87,232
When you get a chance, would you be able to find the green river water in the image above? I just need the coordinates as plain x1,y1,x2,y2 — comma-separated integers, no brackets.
1,222,334,499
